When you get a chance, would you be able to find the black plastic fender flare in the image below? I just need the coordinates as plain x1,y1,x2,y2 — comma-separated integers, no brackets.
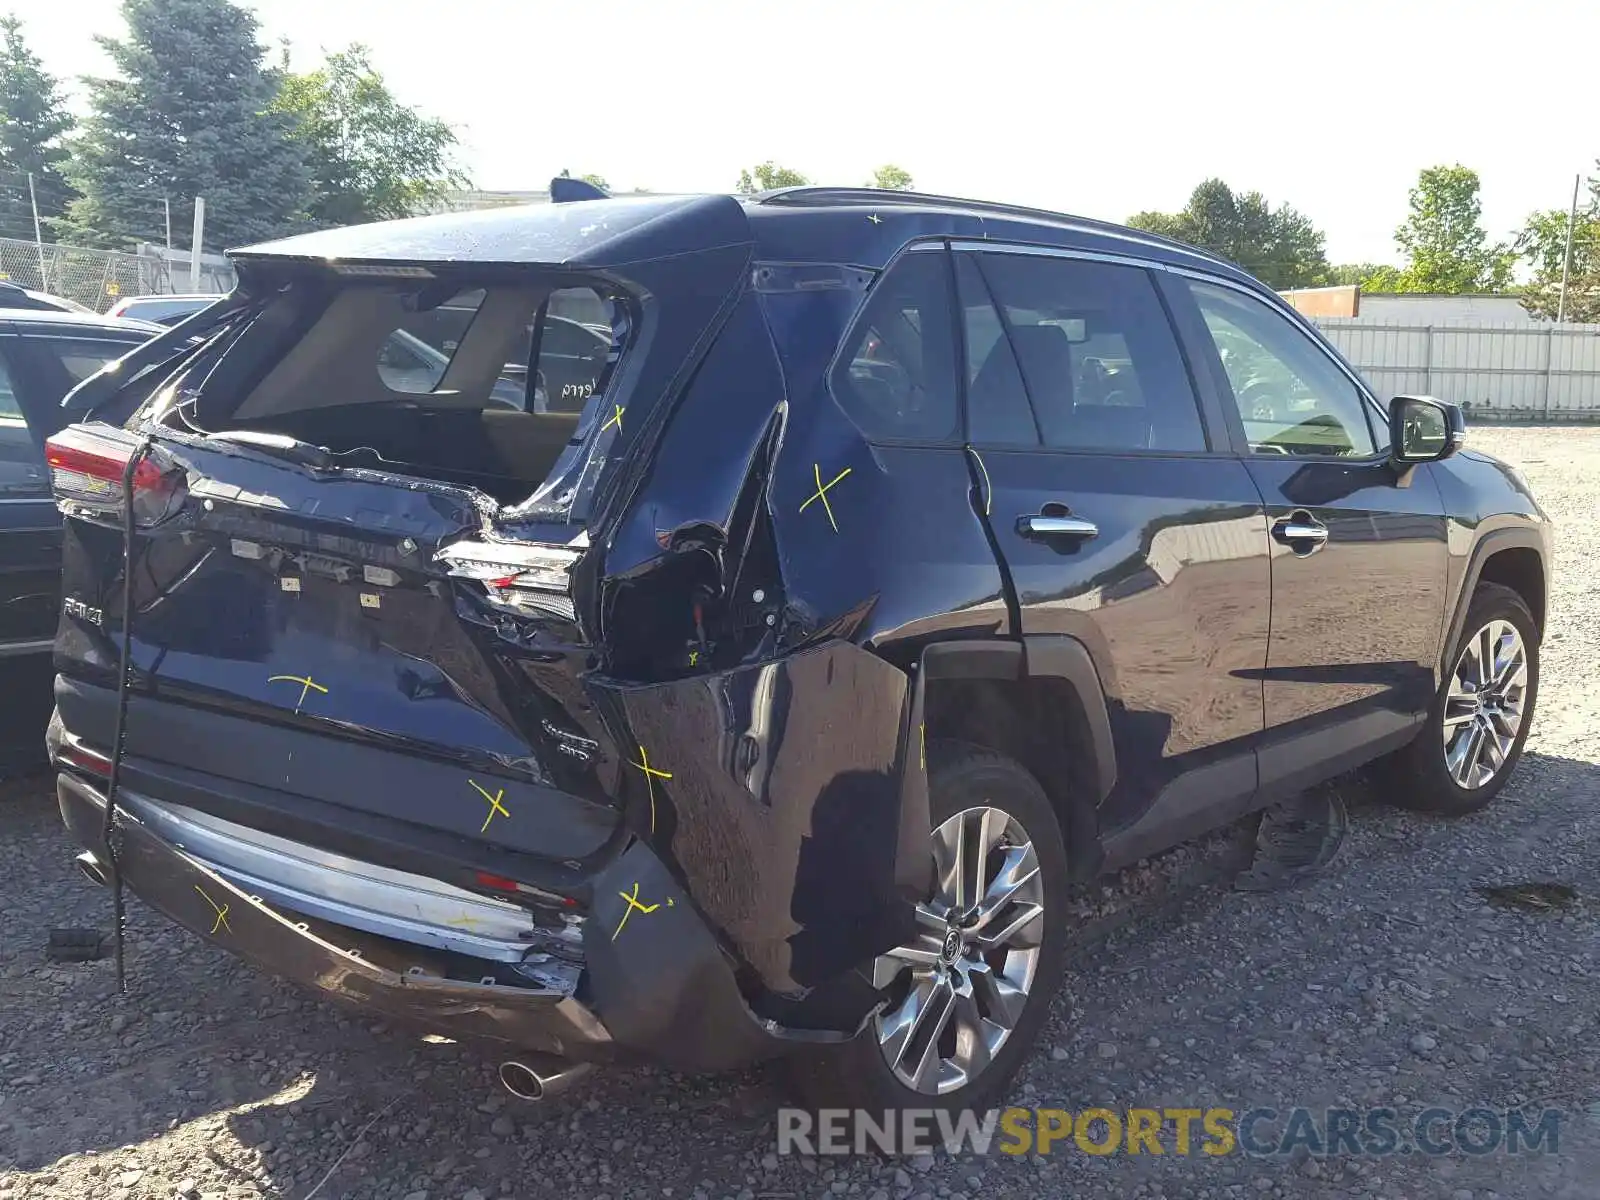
899,635,1116,880
1439,525,1547,674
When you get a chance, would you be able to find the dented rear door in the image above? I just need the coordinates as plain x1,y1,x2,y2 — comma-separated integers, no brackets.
582,246,1011,992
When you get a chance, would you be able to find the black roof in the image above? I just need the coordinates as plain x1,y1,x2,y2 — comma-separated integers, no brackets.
230,186,1262,295
744,187,1254,284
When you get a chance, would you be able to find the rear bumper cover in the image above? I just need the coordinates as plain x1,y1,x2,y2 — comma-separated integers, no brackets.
58,772,824,1071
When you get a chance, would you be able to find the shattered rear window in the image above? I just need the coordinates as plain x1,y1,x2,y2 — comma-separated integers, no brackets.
386,286,615,414
168,273,633,522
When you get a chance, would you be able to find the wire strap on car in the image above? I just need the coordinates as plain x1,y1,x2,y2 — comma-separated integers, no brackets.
100,432,153,992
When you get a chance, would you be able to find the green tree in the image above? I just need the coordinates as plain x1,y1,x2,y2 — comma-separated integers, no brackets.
61,0,311,249
1356,264,1407,293
1515,169,1600,322
736,162,809,194
1326,263,1391,287
277,44,463,227
1390,165,1512,294
557,169,609,191
1125,209,1185,239
0,13,77,242
868,164,913,191
1126,178,1330,288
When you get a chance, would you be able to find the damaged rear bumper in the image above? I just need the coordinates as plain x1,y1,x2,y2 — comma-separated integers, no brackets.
57,772,832,1072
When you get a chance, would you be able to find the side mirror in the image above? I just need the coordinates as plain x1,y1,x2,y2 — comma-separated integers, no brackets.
1389,395,1464,465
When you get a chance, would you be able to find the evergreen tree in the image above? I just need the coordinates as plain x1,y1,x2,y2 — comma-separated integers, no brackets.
0,14,77,242
62,0,311,250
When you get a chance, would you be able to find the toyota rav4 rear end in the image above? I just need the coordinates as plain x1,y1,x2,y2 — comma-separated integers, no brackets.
47,192,930,1084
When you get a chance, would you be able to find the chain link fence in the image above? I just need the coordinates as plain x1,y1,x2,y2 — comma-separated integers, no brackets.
0,236,236,313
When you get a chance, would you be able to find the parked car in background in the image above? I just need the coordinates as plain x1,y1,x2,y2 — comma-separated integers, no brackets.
103,293,221,326
0,307,160,771
44,188,1546,1113
0,281,95,316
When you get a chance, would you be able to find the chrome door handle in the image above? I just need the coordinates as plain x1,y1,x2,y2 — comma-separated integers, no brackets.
1018,514,1099,540
1272,517,1329,549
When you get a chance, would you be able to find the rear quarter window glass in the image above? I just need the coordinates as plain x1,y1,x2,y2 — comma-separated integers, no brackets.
830,250,960,442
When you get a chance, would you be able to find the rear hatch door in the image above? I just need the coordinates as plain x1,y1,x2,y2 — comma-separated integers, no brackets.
50,195,753,866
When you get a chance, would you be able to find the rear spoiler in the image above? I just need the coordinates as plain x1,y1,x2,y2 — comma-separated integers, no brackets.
60,295,254,417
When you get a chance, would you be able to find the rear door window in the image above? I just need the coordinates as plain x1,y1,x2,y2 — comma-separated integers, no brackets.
31,334,148,386
831,249,960,442
0,343,54,496
972,253,1208,452
955,254,1038,445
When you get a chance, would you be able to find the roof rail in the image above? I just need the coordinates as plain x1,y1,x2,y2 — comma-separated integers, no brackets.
755,186,1211,260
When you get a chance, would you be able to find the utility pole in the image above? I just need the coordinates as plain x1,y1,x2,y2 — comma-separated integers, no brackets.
164,196,172,253
27,172,47,290
1557,173,1580,323
188,197,206,293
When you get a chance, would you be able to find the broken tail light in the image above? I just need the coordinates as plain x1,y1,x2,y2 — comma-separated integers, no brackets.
45,425,187,527
436,539,582,622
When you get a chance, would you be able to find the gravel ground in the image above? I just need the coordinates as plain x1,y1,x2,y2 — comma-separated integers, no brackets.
3,424,1599,1200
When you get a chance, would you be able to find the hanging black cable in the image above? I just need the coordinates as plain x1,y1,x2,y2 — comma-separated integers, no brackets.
100,433,153,993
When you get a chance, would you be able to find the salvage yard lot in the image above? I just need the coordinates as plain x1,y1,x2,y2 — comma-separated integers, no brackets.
3,424,1599,1200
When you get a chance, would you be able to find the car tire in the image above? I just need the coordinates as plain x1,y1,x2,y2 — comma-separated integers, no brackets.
783,741,1068,1116
1384,583,1539,816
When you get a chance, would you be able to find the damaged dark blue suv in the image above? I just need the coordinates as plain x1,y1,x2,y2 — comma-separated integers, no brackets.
44,184,1548,1112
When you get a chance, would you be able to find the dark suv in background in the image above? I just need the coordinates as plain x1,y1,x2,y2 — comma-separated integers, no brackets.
43,187,1547,1111
0,306,159,770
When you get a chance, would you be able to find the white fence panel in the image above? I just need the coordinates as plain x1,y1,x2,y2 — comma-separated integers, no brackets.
1315,318,1600,419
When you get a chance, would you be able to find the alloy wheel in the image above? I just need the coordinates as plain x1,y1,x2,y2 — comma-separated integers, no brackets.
1442,618,1529,789
871,805,1045,1095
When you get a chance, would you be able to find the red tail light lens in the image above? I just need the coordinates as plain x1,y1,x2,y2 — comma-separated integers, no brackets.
57,738,112,778
45,425,185,526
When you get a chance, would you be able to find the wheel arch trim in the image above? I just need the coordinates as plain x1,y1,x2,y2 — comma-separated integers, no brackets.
1442,526,1547,673
908,636,1115,879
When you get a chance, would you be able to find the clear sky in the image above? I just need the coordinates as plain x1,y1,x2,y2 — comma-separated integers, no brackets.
10,0,1596,265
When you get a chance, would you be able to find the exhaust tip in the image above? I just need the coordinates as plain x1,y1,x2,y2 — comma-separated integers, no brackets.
75,851,109,888
498,1060,545,1101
